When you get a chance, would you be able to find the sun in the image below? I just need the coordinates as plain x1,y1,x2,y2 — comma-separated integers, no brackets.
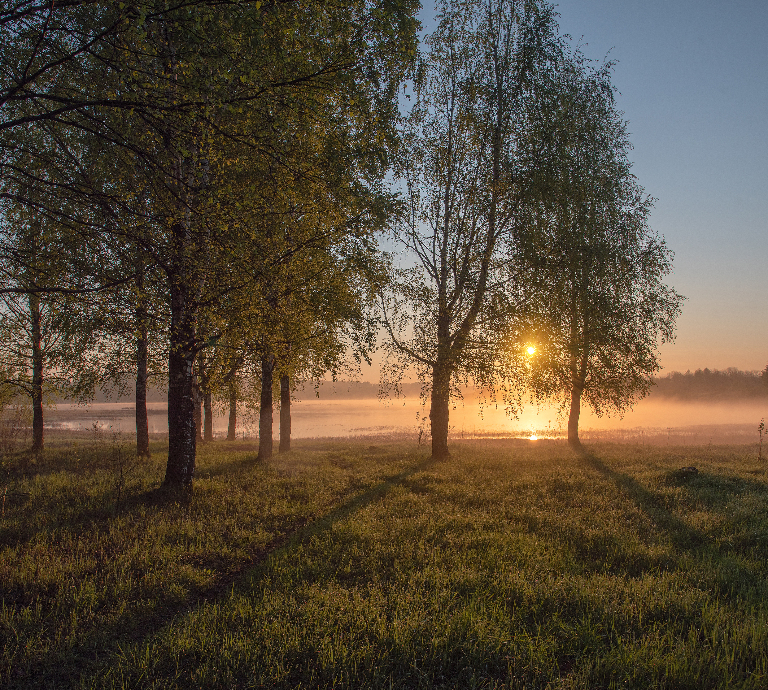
526,345,536,356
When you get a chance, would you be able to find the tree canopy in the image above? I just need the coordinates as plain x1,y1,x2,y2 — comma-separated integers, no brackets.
507,52,683,447
1,0,420,483
0,0,684,474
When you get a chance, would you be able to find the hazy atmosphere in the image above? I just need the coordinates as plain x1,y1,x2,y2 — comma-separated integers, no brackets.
47,0,768,442
50,395,768,446
541,0,768,373
2,2,768,688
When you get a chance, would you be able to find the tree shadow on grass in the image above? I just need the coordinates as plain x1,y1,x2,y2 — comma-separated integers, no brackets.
62,451,768,690
574,449,768,596
194,450,260,478
10,455,437,690
577,450,707,552
0,473,191,556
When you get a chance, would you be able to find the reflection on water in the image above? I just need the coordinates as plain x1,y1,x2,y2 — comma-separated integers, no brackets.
46,396,768,444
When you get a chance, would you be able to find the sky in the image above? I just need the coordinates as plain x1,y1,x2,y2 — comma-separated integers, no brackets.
409,0,768,375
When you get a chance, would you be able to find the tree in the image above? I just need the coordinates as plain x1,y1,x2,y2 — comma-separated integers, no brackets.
240,209,383,460
511,54,683,448
2,1,419,489
0,197,97,452
382,0,560,459
130,1,417,486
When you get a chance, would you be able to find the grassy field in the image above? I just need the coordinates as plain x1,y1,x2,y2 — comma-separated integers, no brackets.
2,434,768,688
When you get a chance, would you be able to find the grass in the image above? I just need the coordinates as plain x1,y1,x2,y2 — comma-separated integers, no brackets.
2,434,768,688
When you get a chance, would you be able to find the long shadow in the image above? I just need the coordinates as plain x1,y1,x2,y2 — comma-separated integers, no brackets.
0,471,186,555
2,446,273,552
12,454,437,689
0,445,419,567
575,449,768,599
577,449,707,552
194,450,260,478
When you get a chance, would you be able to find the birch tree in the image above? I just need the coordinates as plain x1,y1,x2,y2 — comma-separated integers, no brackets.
383,0,560,459
0,200,96,452
511,56,683,448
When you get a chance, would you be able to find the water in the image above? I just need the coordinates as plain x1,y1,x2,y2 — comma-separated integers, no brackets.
45,396,768,444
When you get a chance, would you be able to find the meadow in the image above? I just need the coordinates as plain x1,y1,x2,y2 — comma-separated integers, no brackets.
2,433,768,689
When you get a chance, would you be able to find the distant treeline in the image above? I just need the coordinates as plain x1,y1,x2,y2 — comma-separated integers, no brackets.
89,386,167,404
652,367,768,400
86,368,768,403
292,381,426,400
87,380,426,403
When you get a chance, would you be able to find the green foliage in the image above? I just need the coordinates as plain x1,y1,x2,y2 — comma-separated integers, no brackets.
0,195,100,405
507,51,683,424
2,437,768,688
1,0,420,474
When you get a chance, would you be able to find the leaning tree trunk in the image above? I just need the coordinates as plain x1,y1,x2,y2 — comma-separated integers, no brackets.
279,374,290,453
135,259,150,457
163,230,198,489
203,391,213,442
29,293,44,454
227,381,237,440
258,353,275,460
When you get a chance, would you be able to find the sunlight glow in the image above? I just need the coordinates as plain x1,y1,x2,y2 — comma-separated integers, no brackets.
526,346,536,356
529,434,538,441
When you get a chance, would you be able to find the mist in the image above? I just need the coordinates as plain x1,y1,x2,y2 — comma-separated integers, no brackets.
47,393,767,446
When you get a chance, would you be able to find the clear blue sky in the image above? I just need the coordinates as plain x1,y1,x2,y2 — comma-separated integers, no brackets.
417,0,768,373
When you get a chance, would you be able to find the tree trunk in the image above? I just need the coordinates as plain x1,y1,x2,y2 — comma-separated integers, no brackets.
135,322,150,457
258,352,275,460
227,381,237,440
193,381,202,442
430,356,451,459
29,293,44,454
568,272,590,451
161,32,206,488
164,238,197,489
568,345,589,450
279,374,290,453
135,260,150,457
203,391,213,441
568,383,582,449
165,349,197,487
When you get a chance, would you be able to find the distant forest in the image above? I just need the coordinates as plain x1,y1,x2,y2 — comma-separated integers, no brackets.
298,372,768,402
89,380,425,403
90,369,768,403
651,367,768,400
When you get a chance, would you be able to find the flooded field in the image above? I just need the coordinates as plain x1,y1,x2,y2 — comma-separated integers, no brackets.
43,395,768,445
